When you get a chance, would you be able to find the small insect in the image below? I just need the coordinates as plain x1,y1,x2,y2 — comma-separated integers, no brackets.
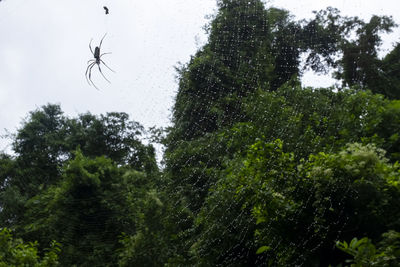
85,33,114,90
103,6,109,15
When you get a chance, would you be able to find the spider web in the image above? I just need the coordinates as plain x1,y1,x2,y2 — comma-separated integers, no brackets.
0,0,399,266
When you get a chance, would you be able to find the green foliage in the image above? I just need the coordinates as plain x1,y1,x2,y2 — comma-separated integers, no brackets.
378,43,400,99
165,84,400,265
0,228,60,266
177,136,399,265
241,86,400,162
12,104,67,197
337,237,380,266
337,15,396,90
188,139,293,266
0,104,157,227
210,0,276,90
65,111,157,172
117,190,174,266
22,150,160,266
231,141,400,265
301,7,399,99
170,0,307,142
0,104,160,266
167,4,400,236
164,132,225,212
337,231,400,266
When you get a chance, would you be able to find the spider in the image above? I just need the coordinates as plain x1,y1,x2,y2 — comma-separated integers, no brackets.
85,33,114,90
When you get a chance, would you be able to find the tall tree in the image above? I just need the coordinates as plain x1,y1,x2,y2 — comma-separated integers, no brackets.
170,0,305,142
302,7,399,98
374,43,400,99
336,15,396,92
165,0,310,213
188,86,400,265
22,151,159,266
0,104,158,232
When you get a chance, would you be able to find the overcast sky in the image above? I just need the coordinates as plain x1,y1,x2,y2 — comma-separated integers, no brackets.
0,0,399,152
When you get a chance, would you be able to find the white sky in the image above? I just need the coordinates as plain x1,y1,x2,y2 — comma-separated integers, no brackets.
0,0,399,152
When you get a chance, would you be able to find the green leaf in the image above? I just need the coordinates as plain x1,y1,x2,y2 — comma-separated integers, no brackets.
256,246,271,254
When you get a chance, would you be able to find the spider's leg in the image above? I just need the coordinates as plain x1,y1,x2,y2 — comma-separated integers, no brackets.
88,64,100,90
99,33,107,50
87,59,96,64
91,80,100,91
97,64,111,83
85,62,93,84
85,62,96,85
100,59,115,73
89,39,94,55
100,52,112,57
88,63,96,84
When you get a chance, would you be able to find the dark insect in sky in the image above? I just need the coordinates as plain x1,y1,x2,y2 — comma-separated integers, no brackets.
104,6,109,15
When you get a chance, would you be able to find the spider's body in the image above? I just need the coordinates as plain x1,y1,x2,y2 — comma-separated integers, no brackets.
94,47,100,61
85,33,114,90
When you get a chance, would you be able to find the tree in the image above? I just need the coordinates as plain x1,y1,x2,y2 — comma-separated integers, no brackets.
301,7,359,74
0,104,160,265
182,85,400,265
336,16,396,92
0,104,157,229
0,228,60,266
376,43,400,99
337,230,400,266
64,111,157,171
170,0,306,142
165,0,311,220
212,141,400,265
303,8,399,98
163,4,400,261
22,150,159,266
12,104,68,197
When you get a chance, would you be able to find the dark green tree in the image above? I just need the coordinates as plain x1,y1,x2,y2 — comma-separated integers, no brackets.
170,0,309,143
0,228,60,266
375,43,400,99
199,140,400,266
22,151,159,266
165,0,311,217
186,86,400,266
12,104,68,197
337,230,400,266
162,4,400,264
303,7,399,98
336,16,396,91
0,104,159,265
300,7,360,74
0,104,157,229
